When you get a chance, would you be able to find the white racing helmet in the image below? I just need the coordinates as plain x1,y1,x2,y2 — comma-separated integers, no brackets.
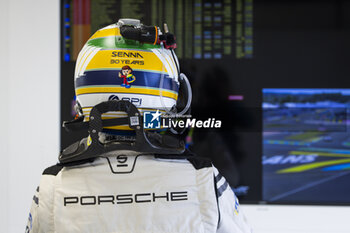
74,18,191,134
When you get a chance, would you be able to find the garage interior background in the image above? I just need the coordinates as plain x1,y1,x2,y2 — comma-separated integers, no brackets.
1,0,350,233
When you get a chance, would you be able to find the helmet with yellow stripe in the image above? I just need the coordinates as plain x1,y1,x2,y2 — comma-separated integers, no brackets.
74,19,191,133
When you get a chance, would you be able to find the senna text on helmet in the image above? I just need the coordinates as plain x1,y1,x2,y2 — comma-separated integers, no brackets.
111,51,144,58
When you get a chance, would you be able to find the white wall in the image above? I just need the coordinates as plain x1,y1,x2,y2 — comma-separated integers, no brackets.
0,0,59,232
0,0,10,231
241,204,350,233
1,1,350,233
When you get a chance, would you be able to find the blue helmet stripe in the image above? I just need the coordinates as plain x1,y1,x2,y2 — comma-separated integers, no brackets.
75,70,179,92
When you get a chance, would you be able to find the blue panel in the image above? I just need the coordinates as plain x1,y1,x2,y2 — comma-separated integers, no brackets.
64,54,70,62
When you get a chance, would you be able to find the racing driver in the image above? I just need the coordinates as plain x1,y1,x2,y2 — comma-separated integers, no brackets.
25,19,252,233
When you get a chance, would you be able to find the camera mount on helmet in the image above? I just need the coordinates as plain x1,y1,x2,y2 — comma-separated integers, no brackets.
59,100,185,165
118,18,177,49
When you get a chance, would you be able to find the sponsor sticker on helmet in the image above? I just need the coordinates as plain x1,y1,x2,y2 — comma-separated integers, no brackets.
119,65,136,88
129,116,140,126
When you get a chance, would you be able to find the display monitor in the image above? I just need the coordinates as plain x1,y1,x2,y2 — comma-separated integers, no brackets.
263,89,350,204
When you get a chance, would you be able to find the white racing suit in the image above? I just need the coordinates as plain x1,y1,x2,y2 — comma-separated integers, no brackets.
26,150,252,233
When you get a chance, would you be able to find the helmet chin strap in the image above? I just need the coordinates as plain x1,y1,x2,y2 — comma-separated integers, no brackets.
158,46,192,117
158,46,192,135
59,100,186,165
176,73,192,115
